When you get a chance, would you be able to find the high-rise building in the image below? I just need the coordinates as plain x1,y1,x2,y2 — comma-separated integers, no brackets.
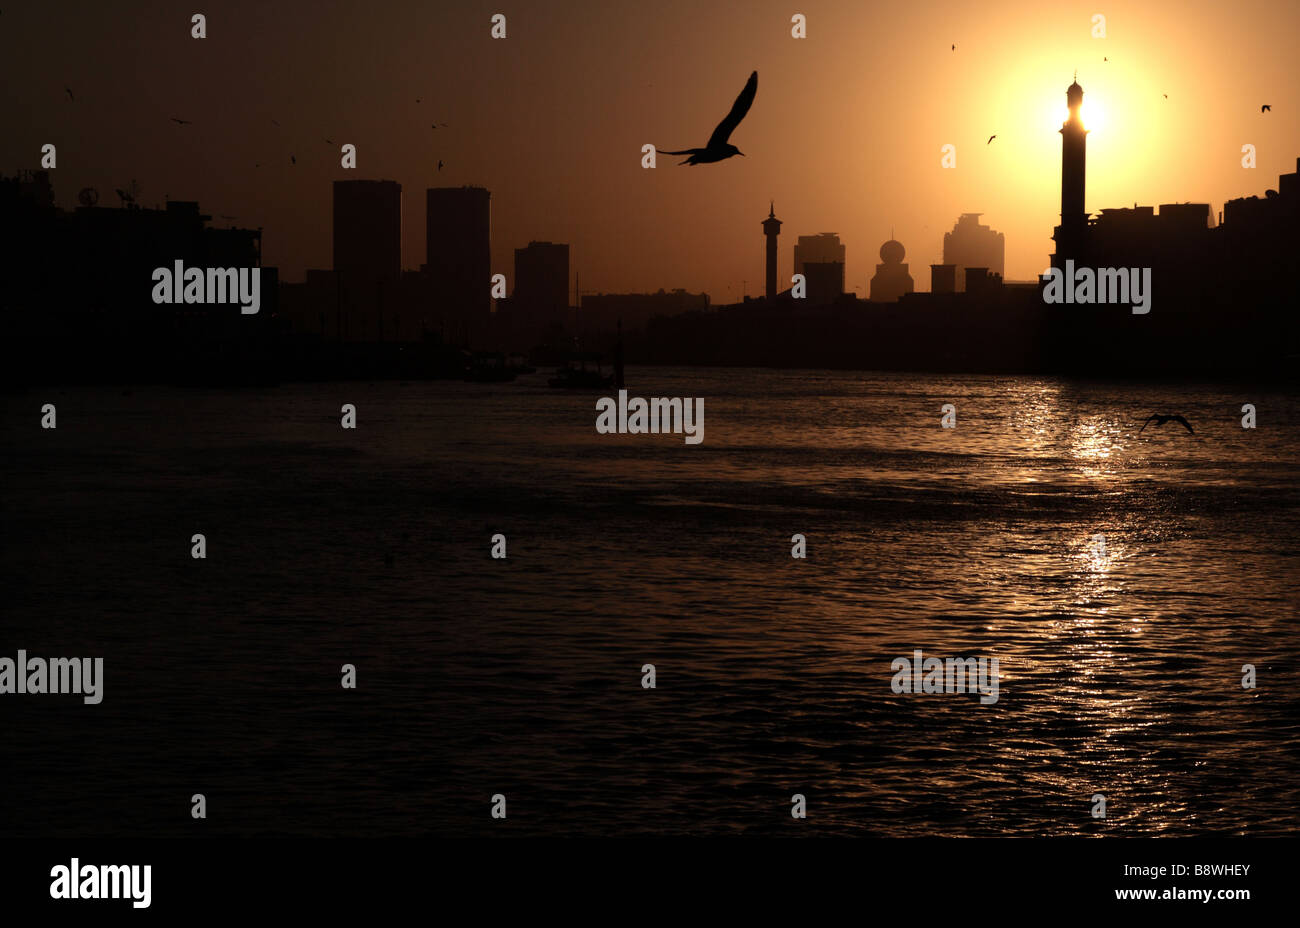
762,203,782,299
333,179,401,341
513,240,569,323
802,262,845,304
943,213,1004,291
793,233,845,277
1052,77,1089,268
426,186,491,339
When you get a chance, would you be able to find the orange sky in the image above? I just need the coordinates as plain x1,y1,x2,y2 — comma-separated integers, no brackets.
4,0,1298,298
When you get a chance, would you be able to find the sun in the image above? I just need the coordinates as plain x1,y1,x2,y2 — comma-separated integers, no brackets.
1047,95,1105,133
1079,99,1105,132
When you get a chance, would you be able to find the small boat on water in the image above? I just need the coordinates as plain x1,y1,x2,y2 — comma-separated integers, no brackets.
548,363,613,389
464,351,517,382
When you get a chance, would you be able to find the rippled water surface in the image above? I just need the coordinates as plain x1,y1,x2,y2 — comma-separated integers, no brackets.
3,369,1298,836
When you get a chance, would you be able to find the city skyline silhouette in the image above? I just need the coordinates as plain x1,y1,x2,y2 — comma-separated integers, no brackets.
3,0,1298,298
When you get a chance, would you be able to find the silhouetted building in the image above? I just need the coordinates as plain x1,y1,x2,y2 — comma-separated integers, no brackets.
802,261,845,305
333,179,401,341
0,170,275,384
581,288,709,333
870,239,914,302
931,263,957,294
762,202,782,299
944,213,1005,291
794,233,845,277
513,241,569,325
427,185,491,343
1052,77,1089,268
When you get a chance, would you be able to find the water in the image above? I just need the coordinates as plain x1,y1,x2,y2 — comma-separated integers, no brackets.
3,368,1298,836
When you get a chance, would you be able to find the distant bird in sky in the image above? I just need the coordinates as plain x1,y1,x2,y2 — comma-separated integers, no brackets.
1163,93,1168,99
1103,56,1108,61
170,117,191,125
1261,104,1271,113
1140,413,1194,434
64,85,74,102
659,70,757,165
289,154,296,165
951,44,956,51
415,98,421,103
271,119,280,127
324,138,333,144
437,160,444,171
987,134,996,144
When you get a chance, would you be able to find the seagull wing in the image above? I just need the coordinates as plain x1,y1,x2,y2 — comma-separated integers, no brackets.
706,71,757,149
1172,415,1194,434
1139,414,1159,433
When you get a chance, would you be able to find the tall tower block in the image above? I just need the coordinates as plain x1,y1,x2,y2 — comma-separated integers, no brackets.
1053,77,1089,268
762,202,782,299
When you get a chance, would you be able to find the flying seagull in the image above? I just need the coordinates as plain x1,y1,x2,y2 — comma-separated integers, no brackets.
289,154,296,165
64,85,74,102
951,44,956,51
659,70,757,165
987,134,996,144
1163,94,1168,99
437,160,444,171
271,119,280,127
170,117,191,125
1261,104,1271,113
1140,413,1194,434
324,138,333,144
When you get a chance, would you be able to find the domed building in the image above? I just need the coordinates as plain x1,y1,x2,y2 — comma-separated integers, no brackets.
870,237,914,302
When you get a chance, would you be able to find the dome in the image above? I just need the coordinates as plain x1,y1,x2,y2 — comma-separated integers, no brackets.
880,239,905,264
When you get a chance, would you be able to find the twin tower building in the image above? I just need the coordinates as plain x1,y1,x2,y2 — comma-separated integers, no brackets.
320,181,490,342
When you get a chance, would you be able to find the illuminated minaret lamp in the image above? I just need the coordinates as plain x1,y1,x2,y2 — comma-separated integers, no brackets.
762,202,782,299
1052,75,1089,269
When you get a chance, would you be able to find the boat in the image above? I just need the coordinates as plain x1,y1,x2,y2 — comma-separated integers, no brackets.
548,358,613,389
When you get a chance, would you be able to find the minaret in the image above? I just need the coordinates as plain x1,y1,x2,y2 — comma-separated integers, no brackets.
1053,75,1088,268
762,201,782,299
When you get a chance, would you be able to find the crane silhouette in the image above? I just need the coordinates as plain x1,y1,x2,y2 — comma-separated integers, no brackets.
659,71,757,165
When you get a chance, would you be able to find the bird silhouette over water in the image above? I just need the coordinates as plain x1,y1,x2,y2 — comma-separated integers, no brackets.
1261,104,1271,113
290,154,296,165
660,70,757,165
1140,413,1194,434
987,134,996,144
64,85,74,102
437,160,444,171
170,117,191,125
